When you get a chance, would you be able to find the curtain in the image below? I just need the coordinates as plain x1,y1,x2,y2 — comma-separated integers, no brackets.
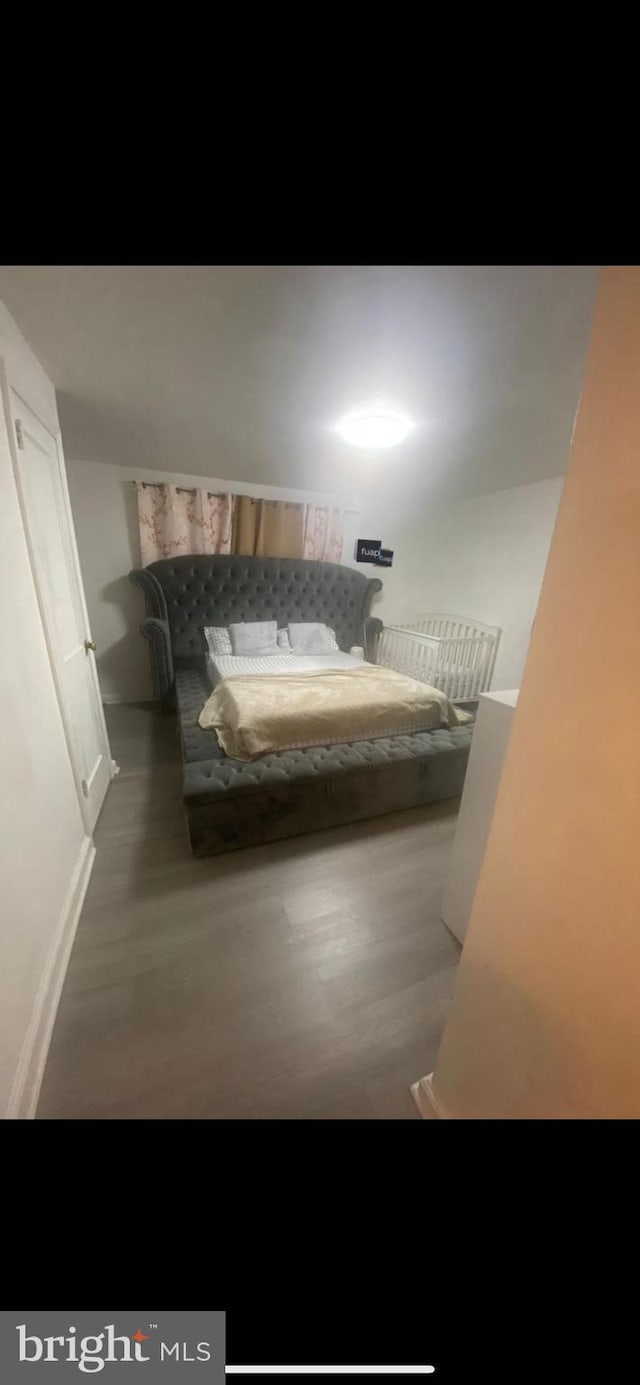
137,484,343,566
137,483,234,566
303,505,343,563
232,497,305,558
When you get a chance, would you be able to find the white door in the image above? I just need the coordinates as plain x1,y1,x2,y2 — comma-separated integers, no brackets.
6,382,113,833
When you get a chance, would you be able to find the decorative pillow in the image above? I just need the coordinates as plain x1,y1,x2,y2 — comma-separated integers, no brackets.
277,628,292,651
229,620,280,656
204,626,232,657
288,622,340,654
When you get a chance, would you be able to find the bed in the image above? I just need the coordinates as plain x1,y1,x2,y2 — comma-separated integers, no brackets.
129,555,474,856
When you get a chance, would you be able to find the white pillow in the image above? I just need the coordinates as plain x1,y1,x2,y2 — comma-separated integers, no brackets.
204,626,232,656
205,624,291,657
229,620,279,656
288,622,340,654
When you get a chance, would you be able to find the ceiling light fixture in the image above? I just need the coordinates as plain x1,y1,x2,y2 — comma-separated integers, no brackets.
335,407,414,449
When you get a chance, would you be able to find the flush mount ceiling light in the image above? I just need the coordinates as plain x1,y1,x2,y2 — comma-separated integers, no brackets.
335,407,414,449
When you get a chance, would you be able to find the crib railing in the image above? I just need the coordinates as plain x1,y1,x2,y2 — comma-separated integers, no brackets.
374,613,501,703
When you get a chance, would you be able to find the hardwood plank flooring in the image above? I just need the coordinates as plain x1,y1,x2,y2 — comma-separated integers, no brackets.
37,702,463,1119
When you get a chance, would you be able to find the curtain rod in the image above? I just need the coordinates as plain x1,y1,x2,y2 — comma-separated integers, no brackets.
135,481,225,498
132,481,359,514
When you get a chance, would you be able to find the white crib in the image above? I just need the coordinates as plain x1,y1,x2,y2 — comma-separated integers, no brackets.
373,613,501,703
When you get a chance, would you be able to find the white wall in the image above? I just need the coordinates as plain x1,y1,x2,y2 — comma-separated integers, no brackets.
376,476,565,689
0,301,88,1118
67,458,563,702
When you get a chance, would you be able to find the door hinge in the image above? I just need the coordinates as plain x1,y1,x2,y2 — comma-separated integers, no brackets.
81,779,89,798
15,418,25,450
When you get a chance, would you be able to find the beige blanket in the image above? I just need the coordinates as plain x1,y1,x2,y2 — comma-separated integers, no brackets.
198,665,472,761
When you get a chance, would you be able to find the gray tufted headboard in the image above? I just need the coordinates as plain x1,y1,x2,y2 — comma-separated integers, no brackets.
130,554,383,703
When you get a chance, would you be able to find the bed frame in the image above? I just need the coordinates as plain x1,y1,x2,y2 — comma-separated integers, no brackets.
130,554,473,856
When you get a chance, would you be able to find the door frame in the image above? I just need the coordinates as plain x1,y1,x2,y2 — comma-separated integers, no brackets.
0,357,116,834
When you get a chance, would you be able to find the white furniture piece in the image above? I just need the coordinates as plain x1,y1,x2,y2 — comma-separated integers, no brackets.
441,689,519,944
375,613,501,704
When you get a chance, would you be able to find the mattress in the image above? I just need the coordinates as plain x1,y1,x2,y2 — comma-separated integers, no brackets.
200,664,470,760
206,650,364,686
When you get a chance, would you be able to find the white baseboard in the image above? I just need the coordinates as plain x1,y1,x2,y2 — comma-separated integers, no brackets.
6,835,96,1120
410,1073,452,1120
101,693,158,705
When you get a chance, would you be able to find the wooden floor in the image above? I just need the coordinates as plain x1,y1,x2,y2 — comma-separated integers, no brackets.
37,703,463,1120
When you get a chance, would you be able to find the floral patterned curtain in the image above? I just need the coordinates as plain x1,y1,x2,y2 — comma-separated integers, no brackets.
136,483,344,566
302,505,343,563
136,483,234,566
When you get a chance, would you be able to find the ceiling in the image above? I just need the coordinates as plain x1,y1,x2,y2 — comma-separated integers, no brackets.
0,264,599,504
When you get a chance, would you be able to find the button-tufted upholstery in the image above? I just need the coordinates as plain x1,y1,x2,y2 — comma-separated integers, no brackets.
130,554,382,701
175,668,474,856
177,668,228,764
